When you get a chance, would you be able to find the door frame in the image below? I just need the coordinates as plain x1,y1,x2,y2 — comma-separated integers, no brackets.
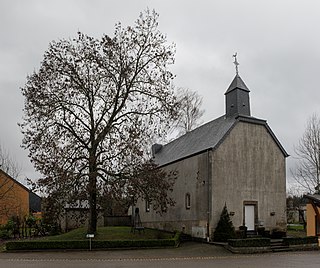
243,201,258,231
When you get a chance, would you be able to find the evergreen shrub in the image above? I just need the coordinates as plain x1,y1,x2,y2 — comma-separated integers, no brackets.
213,204,235,242
283,236,318,246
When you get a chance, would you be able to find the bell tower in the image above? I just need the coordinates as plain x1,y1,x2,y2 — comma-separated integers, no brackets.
225,53,251,118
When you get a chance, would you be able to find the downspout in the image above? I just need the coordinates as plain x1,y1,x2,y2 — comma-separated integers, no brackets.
207,149,212,241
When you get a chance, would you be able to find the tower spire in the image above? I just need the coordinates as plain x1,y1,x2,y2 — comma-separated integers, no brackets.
233,52,239,75
225,55,251,117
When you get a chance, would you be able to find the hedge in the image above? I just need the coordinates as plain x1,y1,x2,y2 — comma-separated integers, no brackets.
5,232,181,251
283,236,319,246
228,238,270,248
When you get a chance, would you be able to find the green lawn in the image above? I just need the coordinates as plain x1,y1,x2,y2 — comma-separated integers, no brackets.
287,224,307,238
42,226,174,241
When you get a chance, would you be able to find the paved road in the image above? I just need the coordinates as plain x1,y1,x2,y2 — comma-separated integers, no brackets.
0,242,319,268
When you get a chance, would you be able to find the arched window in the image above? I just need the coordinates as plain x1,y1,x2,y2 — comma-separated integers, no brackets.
185,193,191,209
145,199,150,212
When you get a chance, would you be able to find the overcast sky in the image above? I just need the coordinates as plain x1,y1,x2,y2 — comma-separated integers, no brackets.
1,0,320,192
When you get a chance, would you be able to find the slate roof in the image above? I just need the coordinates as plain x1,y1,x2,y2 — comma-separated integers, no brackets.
154,115,235,166
225,74,250,94
153,74,289,166
153,115,289,167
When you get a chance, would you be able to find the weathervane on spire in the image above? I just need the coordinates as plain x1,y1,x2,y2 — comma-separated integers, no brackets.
233,52,239,75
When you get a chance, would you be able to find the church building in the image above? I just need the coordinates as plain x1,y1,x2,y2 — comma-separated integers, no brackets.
138,69,288,240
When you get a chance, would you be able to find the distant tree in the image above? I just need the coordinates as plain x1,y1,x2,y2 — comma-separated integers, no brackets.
213,204,235,242
0,144,21,179
126,160,176,213
20,9,178,233
291,114,320,194
100,160,176,215
286,194,307,228
172,87,204,136
40,193,64,229
0,145,22,219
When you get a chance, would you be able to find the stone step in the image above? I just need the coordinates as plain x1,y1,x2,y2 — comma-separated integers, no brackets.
270,239,290,252
271,246,290,252
271,242,284,246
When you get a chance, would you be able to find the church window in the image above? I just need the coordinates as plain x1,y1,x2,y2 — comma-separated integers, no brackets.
145,199,150,212
185,193,191,209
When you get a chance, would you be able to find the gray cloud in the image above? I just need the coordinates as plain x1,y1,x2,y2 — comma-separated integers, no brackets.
1,0,319,190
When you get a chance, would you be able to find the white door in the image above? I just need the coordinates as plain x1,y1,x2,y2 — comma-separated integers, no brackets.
244,205,255,231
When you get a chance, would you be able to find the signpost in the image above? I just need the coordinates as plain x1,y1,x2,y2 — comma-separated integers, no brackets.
86,234,95,250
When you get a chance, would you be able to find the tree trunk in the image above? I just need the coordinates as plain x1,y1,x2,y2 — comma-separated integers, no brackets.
88,175,97,233
87,152,98,233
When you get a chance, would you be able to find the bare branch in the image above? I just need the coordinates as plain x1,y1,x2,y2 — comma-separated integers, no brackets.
20,9,178,232
291,114,320,193
0,144,21,179
171,87,205,136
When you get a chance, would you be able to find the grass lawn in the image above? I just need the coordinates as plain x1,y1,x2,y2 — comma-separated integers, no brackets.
287,224,307,238
2,227,179,251
42,226,174,241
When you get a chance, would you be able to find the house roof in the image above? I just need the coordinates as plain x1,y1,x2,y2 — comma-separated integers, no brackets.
153,115,289,167
305,194,320,205
0,169,42,209
0,168,30,192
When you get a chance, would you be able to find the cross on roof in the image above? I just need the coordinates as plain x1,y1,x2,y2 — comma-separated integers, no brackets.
233,53,239,75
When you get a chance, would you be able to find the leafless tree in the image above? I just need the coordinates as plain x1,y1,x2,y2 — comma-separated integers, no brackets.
172,87,204,136
0,144,21,179
292,114,320,193
20,9,179,233
0,145,23,221
286,194,306,227
0,144,21,203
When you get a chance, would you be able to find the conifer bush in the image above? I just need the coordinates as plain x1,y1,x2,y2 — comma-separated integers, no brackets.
213,204,235,242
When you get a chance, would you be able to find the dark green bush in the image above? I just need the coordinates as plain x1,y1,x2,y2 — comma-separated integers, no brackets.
213,204,235,242
25,215,37,228
0,229,10,239
5,231,181,251
235,230,246,239
45,223,61,236
283,236,318,246
6,240,87,250
5,239,175,251
228,238,270,248
271,230,286,239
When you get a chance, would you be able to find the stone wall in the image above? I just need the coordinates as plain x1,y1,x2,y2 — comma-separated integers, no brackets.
211,121,287,234
138,121,287,240
138,153,210,238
